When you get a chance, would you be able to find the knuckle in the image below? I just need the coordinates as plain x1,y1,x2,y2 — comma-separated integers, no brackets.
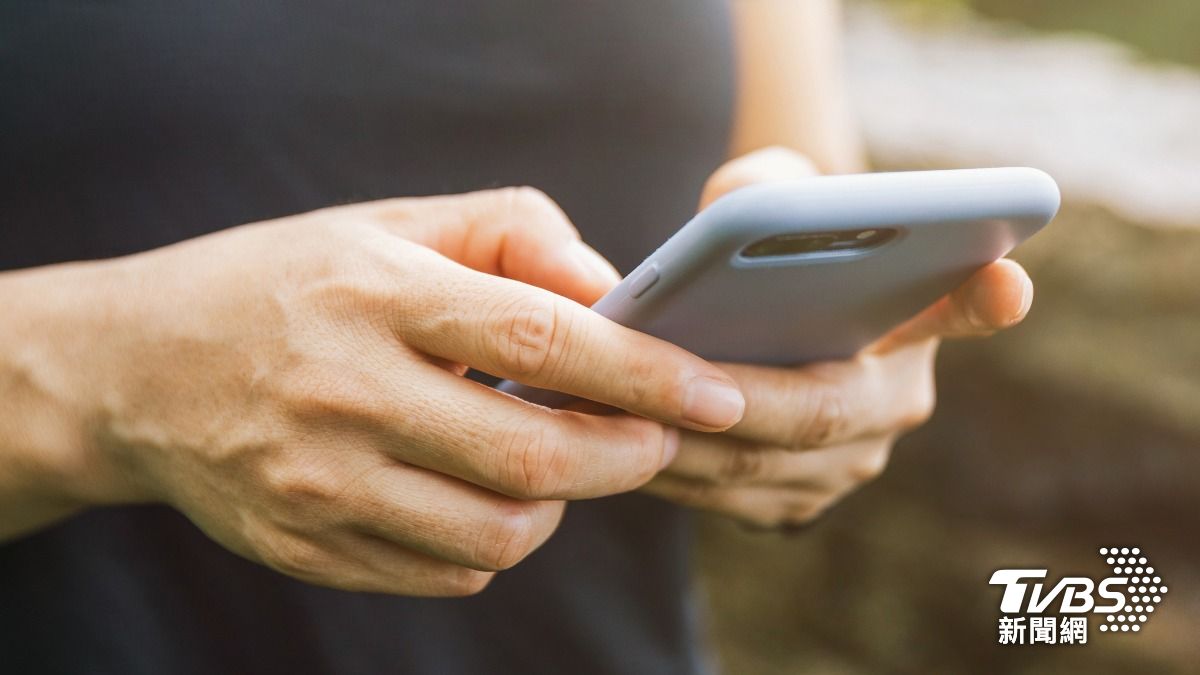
718,449,768,484
280,366,384,427
705,153,761,196
616,422,672,491
676,480,720,506
496,186,572,232
487,296,566,381
848,446,892,483
702,165,749,205
261,457,340,506
702,168,735,198
437,567,496,597
634,424,671,484
258,536,328,579
780,509,820,528
791,384,849,448
780,498,824,527
901,381,937,430
704,147,816,203
619,356,668,411
498,422,572,498
757,145,818,172
506,185,558,213
734,501,792,530
472,502,539,571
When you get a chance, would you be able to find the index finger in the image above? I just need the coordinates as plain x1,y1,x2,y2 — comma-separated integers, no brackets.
400,250,746,432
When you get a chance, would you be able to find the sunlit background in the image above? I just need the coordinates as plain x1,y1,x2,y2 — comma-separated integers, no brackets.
697,1,1200,672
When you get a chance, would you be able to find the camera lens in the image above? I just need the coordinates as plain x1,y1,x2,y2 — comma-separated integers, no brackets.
740,228,896,259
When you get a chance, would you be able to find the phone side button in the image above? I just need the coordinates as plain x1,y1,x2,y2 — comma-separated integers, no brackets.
627,263,660,299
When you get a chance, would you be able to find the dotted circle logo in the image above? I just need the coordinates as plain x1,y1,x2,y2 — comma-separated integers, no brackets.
1097,547,1165,633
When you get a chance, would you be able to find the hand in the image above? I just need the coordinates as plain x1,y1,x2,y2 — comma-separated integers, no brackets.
9,187,746,594
641,148,1034,528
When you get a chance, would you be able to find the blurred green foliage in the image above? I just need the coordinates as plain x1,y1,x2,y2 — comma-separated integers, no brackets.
894,0,1200,65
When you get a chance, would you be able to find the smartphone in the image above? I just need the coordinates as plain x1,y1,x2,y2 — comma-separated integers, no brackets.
499,167,1059,406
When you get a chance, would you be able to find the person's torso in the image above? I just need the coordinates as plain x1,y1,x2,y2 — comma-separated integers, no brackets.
0,2,734,673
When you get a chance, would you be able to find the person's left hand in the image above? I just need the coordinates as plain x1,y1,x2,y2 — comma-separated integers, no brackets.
640,147,1034,528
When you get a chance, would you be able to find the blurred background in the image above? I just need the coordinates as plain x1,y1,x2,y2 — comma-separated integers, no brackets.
696,1,1200,672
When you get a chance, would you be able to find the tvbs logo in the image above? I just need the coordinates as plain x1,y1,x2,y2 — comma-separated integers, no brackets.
988,546,1167,645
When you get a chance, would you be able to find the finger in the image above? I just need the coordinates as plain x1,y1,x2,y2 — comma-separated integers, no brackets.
375,364,681,500
870,259,1033,354
401,251,745,432
345,460,565,572
342,533,499,596
355,187,621,306
712,352,935,448
641,475,834,529
700,146,819,209
663,432,892,489
281,335,682,500
253,526,495,597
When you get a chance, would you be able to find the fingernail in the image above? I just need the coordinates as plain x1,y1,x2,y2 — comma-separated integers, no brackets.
568,240,621,287
660,427,680,470
1016,275,1034,320
682,376,745,429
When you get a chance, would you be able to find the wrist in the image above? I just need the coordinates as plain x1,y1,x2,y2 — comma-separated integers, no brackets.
0,260,149,519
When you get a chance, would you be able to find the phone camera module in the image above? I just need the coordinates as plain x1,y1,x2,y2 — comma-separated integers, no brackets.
740,228,897,259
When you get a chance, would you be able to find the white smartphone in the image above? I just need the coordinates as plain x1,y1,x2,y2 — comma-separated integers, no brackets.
500,167,1059,406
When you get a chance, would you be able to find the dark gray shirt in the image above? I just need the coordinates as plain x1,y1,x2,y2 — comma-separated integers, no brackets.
0,2,735,673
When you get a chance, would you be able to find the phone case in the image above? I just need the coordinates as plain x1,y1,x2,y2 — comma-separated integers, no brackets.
500,167,1059,406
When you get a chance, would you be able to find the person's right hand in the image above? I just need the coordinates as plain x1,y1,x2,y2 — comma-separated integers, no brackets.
15,187,745,595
